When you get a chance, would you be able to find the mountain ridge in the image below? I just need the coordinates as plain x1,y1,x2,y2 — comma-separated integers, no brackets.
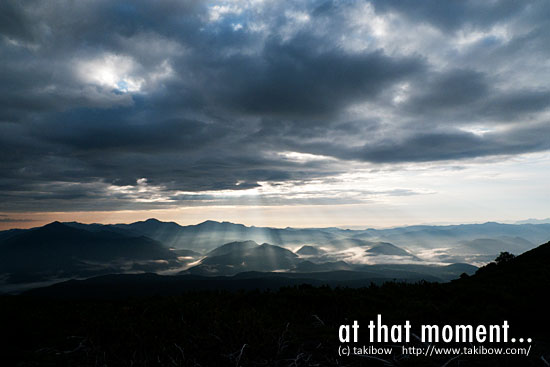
2,218,548,291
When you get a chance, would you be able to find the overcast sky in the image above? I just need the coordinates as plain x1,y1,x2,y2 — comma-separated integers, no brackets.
1,0,550,229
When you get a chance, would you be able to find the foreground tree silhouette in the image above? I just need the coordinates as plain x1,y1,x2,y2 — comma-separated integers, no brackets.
495,251,516,265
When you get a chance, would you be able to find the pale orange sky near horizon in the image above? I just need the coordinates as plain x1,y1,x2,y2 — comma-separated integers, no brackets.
1,205,547,231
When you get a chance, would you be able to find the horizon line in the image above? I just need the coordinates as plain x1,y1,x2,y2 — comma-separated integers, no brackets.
3,217,550,232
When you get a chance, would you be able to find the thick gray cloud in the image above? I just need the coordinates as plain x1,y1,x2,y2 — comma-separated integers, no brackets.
1,0,550,211
370,0,528,32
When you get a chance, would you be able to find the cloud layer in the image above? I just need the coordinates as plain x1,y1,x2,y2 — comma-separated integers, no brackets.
1,0,550,211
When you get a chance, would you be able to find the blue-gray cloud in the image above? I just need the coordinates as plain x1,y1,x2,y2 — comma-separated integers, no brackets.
1,0,550,211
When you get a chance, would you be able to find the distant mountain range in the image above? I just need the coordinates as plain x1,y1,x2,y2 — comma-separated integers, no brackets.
514,217,550,224
1,218,550,292
56,218,550,254
59,218,550,265
22,237,550,298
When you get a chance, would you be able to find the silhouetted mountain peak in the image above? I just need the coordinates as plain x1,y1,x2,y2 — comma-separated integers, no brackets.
42,221,70,230
45,220,63,226
144,218,162,223
132,218,180,228
206,240,259,257
196,220,246,230
198,220,222,226
17,221,86,241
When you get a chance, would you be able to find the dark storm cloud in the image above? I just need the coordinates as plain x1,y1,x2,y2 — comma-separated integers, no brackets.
401,69,550,124
0,2,34,42
1,0,550,211
356,122,550,163
201,35,424,117
371,0,528,32
405,69,490,114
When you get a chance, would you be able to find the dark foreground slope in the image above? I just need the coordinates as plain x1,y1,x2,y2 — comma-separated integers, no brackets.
19,261,477,299
1,242,550,366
